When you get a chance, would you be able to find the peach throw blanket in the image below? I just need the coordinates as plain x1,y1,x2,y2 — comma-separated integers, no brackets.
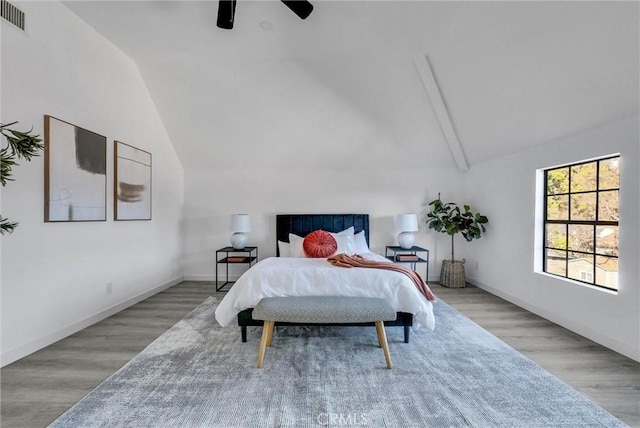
327,254,436,302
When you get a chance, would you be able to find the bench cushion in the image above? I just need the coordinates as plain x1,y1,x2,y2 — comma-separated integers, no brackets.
252,296,397,324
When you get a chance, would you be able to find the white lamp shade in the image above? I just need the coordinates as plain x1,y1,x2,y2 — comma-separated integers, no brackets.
395,214,419,232
231,214,251,232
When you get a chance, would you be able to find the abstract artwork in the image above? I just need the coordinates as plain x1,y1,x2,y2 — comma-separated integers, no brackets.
45,116,107,222
114,141,151,220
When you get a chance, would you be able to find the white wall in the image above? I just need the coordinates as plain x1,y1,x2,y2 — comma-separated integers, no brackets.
2,1,634,368
182,166,465,282
460,116,640,361
0,1,184,366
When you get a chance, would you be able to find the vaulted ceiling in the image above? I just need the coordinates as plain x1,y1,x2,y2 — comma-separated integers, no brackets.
63,1,639,171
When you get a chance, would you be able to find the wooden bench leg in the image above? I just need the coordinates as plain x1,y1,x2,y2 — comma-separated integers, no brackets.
375,321,392,369
257,320,274,368
266,323,274,347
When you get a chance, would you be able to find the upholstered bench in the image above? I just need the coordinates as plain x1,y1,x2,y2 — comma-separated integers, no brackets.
252,296,397,369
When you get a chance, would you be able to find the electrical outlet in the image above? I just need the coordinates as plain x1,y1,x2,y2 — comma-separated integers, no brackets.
474,261,479,271
106,282,113,294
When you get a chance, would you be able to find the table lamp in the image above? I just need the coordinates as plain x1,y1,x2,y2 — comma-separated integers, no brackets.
395,213,418,249
230,214,251,250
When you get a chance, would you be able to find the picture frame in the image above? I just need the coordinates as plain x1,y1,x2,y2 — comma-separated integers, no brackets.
44,115,107,222
114,141,152,221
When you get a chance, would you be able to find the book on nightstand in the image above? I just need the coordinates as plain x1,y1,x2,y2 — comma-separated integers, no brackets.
396,254,419,262
227,256,246,262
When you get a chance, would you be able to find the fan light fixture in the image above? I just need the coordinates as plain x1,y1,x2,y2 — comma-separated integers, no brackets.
281,0,313,19
217,0,313,30
217,0,236,30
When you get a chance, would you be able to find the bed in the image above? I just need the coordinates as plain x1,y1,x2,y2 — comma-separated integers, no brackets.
214,214,435,343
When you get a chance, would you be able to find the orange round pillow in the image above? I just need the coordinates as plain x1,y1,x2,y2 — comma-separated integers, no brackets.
303,230,338,258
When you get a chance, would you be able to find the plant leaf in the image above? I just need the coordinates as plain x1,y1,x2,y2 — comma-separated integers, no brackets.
0,215,18,235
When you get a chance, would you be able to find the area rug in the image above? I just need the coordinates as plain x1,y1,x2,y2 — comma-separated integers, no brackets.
49,297,625,428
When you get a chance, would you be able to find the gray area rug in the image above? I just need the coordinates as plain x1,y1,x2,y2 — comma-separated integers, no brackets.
49,296,625,428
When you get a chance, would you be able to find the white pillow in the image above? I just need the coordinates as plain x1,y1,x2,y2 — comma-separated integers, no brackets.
288,233,306,258
331,226,355,255
353,230,370,254
278,240,291,257
336,226,354,236
331,232,355,255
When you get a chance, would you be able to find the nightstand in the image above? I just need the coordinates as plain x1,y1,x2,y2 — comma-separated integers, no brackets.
215,246,258,291
385,246,429,284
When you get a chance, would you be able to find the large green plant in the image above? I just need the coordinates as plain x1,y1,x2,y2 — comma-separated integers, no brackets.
1,122,44,235
425,196,488,261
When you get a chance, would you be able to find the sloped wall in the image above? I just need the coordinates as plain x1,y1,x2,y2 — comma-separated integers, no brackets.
1,1,184,366
460,116,640,361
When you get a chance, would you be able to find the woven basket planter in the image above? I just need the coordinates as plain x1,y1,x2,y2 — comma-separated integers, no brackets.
440,260,466,288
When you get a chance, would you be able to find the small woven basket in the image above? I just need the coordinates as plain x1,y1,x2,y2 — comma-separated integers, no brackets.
440,260,466,288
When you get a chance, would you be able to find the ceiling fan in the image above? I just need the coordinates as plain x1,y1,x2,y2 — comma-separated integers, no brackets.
217,0,313,29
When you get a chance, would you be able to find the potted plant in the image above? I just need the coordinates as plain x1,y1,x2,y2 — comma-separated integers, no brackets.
1,121,43,235
425,196,488,287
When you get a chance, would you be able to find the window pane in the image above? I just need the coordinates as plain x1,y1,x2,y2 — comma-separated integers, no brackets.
543,156,619,290
547,195,568,220
570,193,596,220
568,252,594,283
599,157,619,190
545,224,566,249
598,190,619,221
571,162,597,192
547,168,569,194
596,226,618,256
596,256,618,290
579,271,594,282
568,224,594,253
545,249,566,277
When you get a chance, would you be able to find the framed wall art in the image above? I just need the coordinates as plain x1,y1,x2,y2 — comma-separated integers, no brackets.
114,141,152,221
44,115,107,222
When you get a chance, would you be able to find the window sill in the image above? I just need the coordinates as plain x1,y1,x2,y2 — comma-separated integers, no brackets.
534,271,618,295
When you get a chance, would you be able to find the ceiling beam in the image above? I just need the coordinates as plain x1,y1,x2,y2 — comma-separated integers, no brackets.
414,55,469,172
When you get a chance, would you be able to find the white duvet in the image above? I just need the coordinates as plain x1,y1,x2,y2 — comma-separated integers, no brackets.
214,252,435,330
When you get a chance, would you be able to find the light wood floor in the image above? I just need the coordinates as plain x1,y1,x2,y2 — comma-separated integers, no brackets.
1,282,639,427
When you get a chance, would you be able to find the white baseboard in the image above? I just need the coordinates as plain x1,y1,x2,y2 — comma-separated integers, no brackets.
183,274,213,281
183,274,241,282
466,276,640,362
1,276,183,367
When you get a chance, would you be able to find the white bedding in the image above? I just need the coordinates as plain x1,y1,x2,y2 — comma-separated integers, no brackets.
214,252,435,330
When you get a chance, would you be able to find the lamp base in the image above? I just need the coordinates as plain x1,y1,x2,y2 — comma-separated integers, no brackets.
397,232,415,250
230,232,247,250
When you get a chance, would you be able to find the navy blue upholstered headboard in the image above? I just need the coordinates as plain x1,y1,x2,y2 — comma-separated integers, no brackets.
276,214,369,256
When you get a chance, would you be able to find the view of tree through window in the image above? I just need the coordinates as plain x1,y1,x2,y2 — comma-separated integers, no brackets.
544,156,619,290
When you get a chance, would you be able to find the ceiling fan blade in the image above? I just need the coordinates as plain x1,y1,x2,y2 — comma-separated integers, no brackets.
281,0,313,20
217,0,236,29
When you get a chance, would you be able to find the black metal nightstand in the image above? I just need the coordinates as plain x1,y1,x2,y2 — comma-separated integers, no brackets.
215,246,258,291
385,246,429,283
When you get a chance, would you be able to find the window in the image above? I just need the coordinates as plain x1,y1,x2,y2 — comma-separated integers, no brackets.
543,155,619,291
